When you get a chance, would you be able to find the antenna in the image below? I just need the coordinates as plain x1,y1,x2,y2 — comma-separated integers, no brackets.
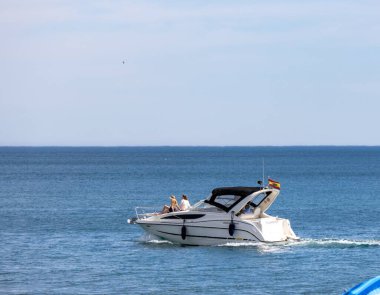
257,158,265,189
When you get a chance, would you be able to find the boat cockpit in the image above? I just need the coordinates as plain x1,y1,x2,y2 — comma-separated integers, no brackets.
190,186,279,218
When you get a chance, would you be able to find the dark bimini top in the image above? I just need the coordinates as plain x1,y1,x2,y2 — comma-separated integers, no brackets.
211,187,261,197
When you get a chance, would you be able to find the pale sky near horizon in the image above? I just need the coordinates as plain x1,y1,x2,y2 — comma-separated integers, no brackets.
1,1,379,146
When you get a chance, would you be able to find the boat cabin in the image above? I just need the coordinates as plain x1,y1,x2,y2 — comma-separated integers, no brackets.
192,186,279,216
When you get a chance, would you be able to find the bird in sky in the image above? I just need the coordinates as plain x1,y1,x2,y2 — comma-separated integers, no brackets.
122,60,127,64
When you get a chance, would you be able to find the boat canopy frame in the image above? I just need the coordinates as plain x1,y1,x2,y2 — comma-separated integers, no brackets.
204,186,262,213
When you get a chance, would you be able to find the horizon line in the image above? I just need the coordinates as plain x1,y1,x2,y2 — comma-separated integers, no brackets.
1,145,380,148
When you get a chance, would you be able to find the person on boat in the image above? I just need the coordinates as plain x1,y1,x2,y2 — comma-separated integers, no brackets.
180,194,191,211
162,195,180,214
237,203,252,216
243,203,252,214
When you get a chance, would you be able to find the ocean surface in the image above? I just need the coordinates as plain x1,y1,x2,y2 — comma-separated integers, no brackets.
0,146,379,294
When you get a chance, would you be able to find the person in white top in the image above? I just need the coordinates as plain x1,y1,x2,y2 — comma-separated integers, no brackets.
180,194,191,211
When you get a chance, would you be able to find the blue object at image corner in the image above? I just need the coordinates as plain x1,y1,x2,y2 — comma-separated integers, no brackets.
343,276,380,295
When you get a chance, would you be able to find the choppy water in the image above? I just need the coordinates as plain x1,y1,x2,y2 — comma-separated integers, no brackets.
0,147,379,294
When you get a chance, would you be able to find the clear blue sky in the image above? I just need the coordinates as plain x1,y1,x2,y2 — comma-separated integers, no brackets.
1,1,379,146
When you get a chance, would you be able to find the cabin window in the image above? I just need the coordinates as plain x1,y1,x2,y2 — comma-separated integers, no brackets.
252,192,268,206
161,214,205,220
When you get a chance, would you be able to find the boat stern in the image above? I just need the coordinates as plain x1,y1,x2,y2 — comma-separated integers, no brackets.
259,217,298,242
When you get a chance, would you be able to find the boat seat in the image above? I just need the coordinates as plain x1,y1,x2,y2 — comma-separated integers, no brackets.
240,207,261,220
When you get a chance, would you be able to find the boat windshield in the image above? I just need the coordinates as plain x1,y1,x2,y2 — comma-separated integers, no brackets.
203,194,244,212
190,200,224,212
213,195,240,207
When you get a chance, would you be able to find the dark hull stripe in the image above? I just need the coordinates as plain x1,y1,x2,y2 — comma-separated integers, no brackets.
141,223,263,242
156,229,259,242
138,219,256,228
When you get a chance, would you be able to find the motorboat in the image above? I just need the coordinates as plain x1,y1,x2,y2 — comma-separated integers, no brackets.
130,185,298,246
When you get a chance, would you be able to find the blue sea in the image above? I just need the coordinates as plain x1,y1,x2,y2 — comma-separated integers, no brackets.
1,147,379,294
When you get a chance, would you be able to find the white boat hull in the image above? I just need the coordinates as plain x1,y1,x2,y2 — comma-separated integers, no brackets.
136,217,297,246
